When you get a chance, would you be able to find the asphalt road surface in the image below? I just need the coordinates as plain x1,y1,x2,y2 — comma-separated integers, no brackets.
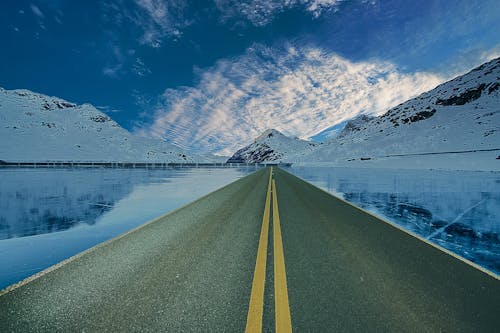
1,167,499,332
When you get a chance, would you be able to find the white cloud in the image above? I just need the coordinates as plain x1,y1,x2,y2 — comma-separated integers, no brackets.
214,0,343,26
102,45,125,77
137,45,443,155
305,0,342,17
131,57,152,77
102,0,190,48
102,0,343,47
479,47,500,64
102,66,121,77
30,4,44,18
54,14,63,24
133,0,190,47
102,47,151,78
96,105,122,114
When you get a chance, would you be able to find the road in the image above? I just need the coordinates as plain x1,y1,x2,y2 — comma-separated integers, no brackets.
1,167,499,332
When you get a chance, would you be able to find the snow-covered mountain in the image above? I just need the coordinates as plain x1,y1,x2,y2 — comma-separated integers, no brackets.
294,57,500,171
227,129,318,163
3,57,498,168
0,88,200,162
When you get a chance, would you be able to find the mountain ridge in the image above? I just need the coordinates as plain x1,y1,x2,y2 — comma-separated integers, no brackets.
227,57,500,170
227,128,318,163
0,88,202,162
2,56,499,169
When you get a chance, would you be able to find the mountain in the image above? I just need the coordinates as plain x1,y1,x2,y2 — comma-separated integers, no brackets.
227,129,319,163
294,57,500,171
0,88,201,162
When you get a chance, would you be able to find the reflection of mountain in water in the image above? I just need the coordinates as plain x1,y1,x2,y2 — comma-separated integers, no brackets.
0,169,159,239
288,167,500,275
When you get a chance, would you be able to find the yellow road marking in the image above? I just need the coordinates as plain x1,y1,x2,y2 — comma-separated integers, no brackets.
272,179,292,333
245,168,273,333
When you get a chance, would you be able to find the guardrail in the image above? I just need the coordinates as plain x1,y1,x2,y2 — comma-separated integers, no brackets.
0,161,292,168
343,148,500,162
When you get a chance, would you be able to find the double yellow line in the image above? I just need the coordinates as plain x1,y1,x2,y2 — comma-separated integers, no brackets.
245,167,292,333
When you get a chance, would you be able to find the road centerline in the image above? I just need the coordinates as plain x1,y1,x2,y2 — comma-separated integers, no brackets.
272,178,292,333
245,168,273,333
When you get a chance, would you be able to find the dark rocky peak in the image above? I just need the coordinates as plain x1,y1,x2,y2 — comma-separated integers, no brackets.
337,114,375,138
255,129,285,141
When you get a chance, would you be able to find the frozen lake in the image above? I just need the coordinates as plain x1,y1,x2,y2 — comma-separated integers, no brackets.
0,167,259,289
287,167,500,276
1,166,498,289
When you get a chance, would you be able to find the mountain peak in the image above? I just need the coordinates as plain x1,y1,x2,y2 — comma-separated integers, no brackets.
0,87,198,162
228,129,318,163
337,114,375,139
295,56,500,170
255,128,285,141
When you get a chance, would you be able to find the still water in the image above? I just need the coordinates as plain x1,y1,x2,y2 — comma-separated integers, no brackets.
287,167,500,275
0,167,258,289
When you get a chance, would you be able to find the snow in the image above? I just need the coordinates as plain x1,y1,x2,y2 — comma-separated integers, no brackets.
2,57,499,168
227,58,500,171
227,129,319,163
0,88,216,162
293,151,500,171
295,57,500,170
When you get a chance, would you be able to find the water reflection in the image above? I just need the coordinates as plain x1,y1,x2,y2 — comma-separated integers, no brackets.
287,167,500,275
0,167,258,289
0,168,132,239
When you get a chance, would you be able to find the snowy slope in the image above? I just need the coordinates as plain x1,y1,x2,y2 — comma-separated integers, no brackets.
295,57,500,170
227,129,318,163
0,88,198,162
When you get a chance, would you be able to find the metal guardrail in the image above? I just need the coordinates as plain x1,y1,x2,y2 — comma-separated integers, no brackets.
0,161,292,168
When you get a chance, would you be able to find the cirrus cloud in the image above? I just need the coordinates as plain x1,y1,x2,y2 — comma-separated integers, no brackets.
214,0,343,26
133,0,189,46
136,44,444,155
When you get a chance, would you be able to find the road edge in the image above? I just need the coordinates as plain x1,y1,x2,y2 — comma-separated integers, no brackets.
278,167,500,280
0,168,266,296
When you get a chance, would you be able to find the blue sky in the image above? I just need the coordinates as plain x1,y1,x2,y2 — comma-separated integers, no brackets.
1,0,500,154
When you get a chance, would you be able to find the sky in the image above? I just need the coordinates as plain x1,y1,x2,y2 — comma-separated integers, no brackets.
1,0,500,155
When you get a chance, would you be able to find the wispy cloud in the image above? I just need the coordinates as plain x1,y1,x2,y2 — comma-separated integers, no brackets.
102,44,151,78
102,66,121,77
101,0,191,48
30,4,44,19
102,0,343,47
304,0,343,17
214,0,343,26
131,57,151,77
102,44,125,77
136,44,443,155
96,105,122,114
54,10,64,24
132,0,190,47
479,47,500,64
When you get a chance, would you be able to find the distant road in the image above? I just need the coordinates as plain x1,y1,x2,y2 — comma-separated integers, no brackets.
1,168,499,332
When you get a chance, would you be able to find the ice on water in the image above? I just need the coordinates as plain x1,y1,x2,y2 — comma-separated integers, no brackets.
288,167,500,275
0,167,257,289
1,166,498,290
